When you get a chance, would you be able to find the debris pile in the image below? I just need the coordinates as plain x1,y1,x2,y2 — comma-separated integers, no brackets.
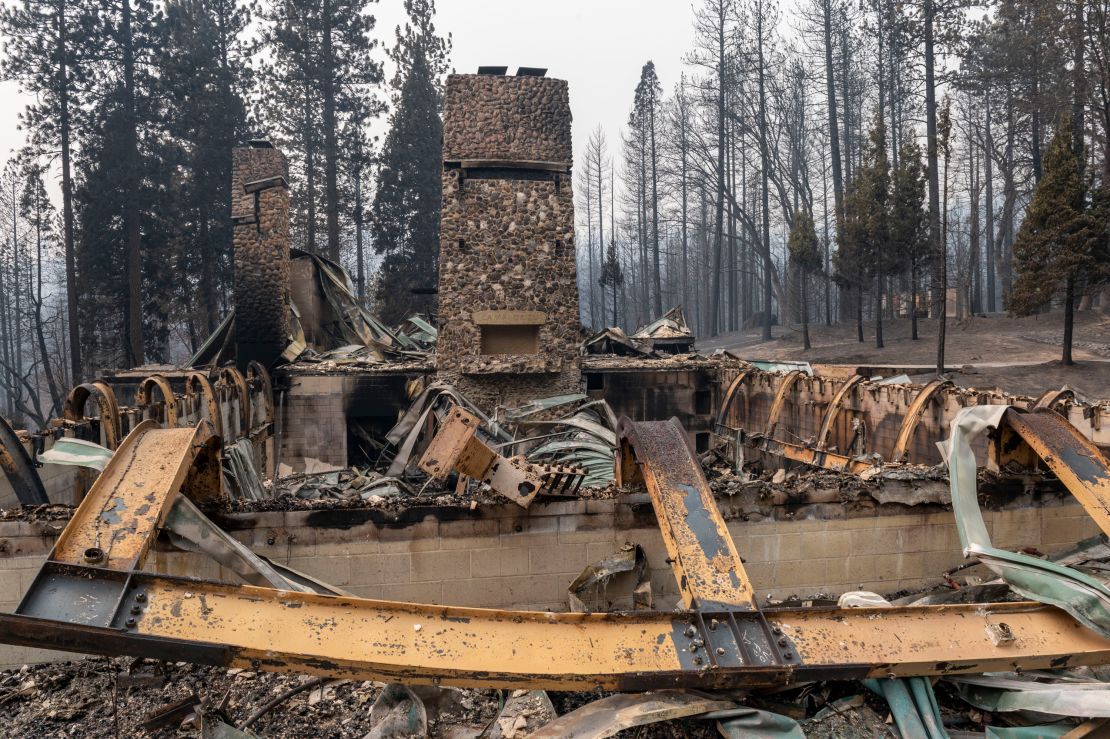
191,250,433,370
385,384,618,507
8,655,1110,737
630,306,696,355
584,306,696,358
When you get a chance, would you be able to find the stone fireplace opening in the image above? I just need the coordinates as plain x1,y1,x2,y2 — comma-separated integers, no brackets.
474,309,545,355
480,325,539,355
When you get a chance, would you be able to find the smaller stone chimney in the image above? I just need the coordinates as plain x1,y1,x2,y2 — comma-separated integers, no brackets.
231,141,290,370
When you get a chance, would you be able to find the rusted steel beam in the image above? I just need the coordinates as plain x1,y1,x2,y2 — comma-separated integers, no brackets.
136,375,179,426
1003,408,1110,536
618,418,756,611
714,369,752,431
756,435,875,476
50,420,218,571
0,414,48,505
7,569,1110,690
1032,388,1075,411
815,374,864,451
418,406,584,507
218,367,251,441
186,372,223,439
890,378,953,463
64,381,122,449
765,371,805,440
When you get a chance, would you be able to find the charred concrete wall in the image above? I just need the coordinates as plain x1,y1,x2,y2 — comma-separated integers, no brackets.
0,496,1098,668
277,371,432,472
586,366,721,452
436,73,581,410
232,143,290,370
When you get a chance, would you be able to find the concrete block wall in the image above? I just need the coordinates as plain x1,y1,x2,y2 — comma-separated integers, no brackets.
0,497,1101,668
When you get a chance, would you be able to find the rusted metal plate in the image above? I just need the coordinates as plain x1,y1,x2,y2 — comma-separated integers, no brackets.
420,406,482,480
419,407,584,507
619,418,756,611
1005,408,1110,535
50,421,216,571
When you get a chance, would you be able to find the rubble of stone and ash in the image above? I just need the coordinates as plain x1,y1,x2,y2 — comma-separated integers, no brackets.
6,653,1101,738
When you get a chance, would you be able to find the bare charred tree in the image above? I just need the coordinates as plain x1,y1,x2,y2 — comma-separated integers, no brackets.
688,0,736,336
1,0,85,383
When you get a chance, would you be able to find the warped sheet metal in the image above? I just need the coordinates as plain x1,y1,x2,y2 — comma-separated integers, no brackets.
516,400,618,486
567,543,651,612
708,707,805,739
39,437,114,472
223,438,267,501
163,496,316,594
946,405,1110,639
947,673,1110,718
632,306,694,342
863,676,947,739
190,250,427,368
527,691,735,738
583,326,654,357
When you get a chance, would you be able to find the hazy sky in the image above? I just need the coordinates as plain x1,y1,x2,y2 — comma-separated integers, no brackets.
0,0,699,189
380,0,698,163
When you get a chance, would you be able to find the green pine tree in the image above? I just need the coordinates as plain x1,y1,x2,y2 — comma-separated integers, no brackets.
369,0,450,324
1009,114,1109,365
599,238,624,327
836,113,889,346
160,0,253,346
788,208,821,351
888,138,928,341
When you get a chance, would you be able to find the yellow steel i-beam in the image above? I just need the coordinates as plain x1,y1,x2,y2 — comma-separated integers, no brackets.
618,418,756,611
50,420,219,571
1003,408,1110,535
5,573,1110,690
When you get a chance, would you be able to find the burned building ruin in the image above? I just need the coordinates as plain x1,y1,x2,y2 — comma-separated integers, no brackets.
0,66,1109,735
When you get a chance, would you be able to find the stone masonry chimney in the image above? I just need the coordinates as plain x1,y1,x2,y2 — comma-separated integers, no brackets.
436,69,582,410
231,142,290,370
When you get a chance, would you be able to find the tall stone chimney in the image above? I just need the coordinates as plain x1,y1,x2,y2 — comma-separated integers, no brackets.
436,69,582,410
231,141,290,370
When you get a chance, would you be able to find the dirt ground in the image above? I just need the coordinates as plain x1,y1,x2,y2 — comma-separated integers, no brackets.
699,309,1110,399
